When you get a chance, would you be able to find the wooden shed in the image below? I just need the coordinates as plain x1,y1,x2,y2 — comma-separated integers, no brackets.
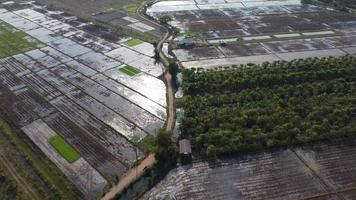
179,139,192,164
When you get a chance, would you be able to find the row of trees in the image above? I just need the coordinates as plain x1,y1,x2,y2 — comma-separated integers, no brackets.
182,56,356,94
181,56,356,158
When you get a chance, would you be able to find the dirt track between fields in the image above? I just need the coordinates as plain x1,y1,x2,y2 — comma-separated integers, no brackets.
101,31,173,200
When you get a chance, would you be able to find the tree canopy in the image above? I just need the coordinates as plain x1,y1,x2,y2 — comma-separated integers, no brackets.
181,55,356,158
153,130,178,173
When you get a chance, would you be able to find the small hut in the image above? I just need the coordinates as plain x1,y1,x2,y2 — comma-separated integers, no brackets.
179,139,192,164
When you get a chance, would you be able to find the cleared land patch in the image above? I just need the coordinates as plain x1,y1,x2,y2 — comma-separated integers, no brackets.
119,65,140,76
49,136,80,163
124,38,143,47
0,20,41,58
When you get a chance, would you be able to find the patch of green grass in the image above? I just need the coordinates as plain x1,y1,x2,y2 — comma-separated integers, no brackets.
124,4,137,13
124,38,143,47
0,20,42,58
181,31,199,37
119,65,140,76
49,136,80,163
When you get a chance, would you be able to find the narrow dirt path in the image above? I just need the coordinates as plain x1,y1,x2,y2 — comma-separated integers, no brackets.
158,32,175,132
101,31,173,200
101,154,156,200
163,71,175,132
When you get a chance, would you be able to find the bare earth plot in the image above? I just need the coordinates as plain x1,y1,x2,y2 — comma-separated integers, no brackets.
0,6,167,198
143,140,356,200
148,0,356,68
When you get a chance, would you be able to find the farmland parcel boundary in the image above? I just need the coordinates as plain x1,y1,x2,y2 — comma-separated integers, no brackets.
0,8,166,140
0,116,81,200
31,0,162,42
0,6,170,199
0,20,42,58
147,1,356,69
21,119,107,199
143,139,356,200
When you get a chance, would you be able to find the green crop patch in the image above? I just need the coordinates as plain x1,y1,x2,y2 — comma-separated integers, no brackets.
49,136,80,163
124,4,137,13
124,38,143,47
0,20,42,58
119,65,140,76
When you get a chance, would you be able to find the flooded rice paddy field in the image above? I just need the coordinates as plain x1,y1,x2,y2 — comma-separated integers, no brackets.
148,0,356,69
0,6,167,198
23,0,163,36
143,140,356,200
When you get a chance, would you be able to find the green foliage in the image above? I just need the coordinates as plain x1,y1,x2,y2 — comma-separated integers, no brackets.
124,4,137,13
0,20,42,58
304,0,356,10
124,38,143,47
158,15,172,25
138,135,156,154
153,130,178,173
119,65,140,76
181,56,356,158
0,170,18,200
169,62,180,90
49,136,80,163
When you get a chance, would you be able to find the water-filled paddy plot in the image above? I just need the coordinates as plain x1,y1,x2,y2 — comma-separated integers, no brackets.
144,140,356,200
148,0,356,69
0,6,166,199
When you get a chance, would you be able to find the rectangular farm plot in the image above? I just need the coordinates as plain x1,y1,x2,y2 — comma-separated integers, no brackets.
144,150,328,200
295,140,356,190
0,20,42,58
119,65,140,76
21,119,107,199
124,38,143,47
49,135,80,163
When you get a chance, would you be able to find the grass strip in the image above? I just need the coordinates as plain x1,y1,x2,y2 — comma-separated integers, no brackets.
119,65,140,76
124,38,143,47
49,136,80,163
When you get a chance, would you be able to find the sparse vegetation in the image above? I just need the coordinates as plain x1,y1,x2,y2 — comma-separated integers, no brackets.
0,20,42,58
181,56,356,158
158,15,172,25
